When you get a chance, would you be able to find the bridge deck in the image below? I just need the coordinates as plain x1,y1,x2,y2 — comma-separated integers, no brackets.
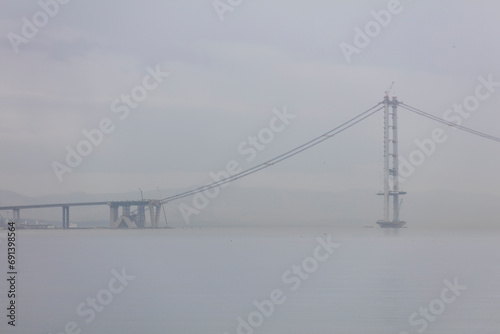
0,200,161,210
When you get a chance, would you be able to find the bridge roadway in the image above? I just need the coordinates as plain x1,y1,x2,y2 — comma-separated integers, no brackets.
0,200,163,229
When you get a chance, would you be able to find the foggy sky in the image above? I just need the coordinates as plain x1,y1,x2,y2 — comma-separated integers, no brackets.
1,0,500,198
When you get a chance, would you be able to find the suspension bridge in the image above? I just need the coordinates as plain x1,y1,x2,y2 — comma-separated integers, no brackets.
1,93,499,229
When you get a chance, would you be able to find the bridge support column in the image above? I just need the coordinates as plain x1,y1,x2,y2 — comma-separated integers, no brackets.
163,204,167,228
137,205,146,228
62,206,70,229
122,205,130,217
154,204,161,228
12,208,20,223
148,203,161,228
110,205,119,227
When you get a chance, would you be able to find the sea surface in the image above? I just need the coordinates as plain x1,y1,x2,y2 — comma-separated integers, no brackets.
1,226,499,334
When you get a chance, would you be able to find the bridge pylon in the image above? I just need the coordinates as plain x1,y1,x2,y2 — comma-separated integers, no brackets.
377,95,407,228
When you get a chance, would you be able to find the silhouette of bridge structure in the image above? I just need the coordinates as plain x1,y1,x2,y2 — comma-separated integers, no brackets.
1,94,498,229
0,200,163,229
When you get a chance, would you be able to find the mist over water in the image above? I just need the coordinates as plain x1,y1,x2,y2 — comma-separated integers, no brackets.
2,226,499,334
2,1,500,333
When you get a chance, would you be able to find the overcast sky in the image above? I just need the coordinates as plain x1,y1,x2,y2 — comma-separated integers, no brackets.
1,0,500,198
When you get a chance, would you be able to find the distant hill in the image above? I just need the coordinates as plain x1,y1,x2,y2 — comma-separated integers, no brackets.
0,187,499,228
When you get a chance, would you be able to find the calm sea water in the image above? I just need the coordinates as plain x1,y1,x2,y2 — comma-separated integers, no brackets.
1,227,499,334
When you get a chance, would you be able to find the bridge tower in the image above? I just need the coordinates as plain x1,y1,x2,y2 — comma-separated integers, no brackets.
377,95,407,228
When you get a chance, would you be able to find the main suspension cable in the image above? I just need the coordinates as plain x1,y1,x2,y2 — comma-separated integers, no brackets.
161,103,383,203
399,102,500,143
